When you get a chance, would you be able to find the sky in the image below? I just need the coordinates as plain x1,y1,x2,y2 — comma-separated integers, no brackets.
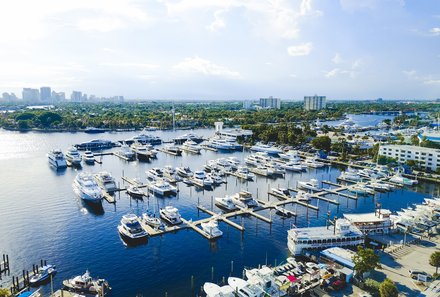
0,0,438,100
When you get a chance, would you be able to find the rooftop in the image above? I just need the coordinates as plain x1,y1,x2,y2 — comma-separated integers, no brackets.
321,247,356,269
380,144,440,153
288,224,363,240
344,210,392,224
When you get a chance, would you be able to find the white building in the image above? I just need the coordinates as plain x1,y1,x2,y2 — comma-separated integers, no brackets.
344,209,393,235
259,96,281,109
22,88,40,101
379,144,440,171
243,100,253,110
71,91,82,102
40,86,51,101
304,95,326,111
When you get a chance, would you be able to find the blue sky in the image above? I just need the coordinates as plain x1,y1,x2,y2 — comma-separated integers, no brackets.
0,0,438,100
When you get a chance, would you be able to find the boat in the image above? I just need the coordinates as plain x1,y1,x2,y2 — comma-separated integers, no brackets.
203,283,235,297
29,265,57,286
131,142,151,162
181,140,202,154
347,184,374,195
366,181,392,192
250,143,282,155
302,157,325,168
72,173,103,203
275,206,295,217
264,162,285,175
117,214,148,241
84,127,107,134
200,219,223,238
389,172,418,186
16,290,42,297
160,205,182,225
295,190,312,202
146,167,164,180
126,185,144,199
271,187,291,197
148,179,177,196
163,165,182,182
235,166,255,180
193,170,214,187
65,146,82,166
174,133,204,145
279,150,301,161
227,277,265,297
116,144,135,161
162,145,182,156
207,172,224,185
338,170,362,181
127,131,162,145
176,166,194,178
94,171,118,193
207,138,236,151
282,161,304,172
75,139,116,151
142,211,163,229
47,149,67,169
62,270,110,295
215,196,238,211
250,165,274,177
231,191,258,208
83,150,95,164
244,266,282,297
297,179,320,191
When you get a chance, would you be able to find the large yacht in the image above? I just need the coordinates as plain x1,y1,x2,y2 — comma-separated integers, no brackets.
83,151,95,165
146,167,164,180
65,147,82,166
250,143,282,155
116,144,135,161
200,219,223,238
131,142,151,162
94,171,118,193
62,271,110,295
127,131,162,145
148,179,177,196
173,133,204,145
47,149,67,169
278,150,301,162
231,191,258,208
215,196,238,211
117,214,148,242
72,173,103,203
207,138,236,151
75,139,116,150
162,145,182,156
282,161,304,172
160,205,182,225
181,140,202,154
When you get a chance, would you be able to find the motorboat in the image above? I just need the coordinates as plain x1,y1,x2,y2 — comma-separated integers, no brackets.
162,145,182,156
126,185,144,199
181,140,201,154
297,179,320,191
47,149,67,169
245,155,260,166
174,133,204,144
271,187,291,197
148,179,177,196
366,181,392,192
295,190,312,202
215,196,238,211
116,144,135,161
163,165,182,182
65,146,82,166
146,167,164,180
84,127,107,134
302,157,325,168
83,151,95,165
274,206,295,217
252,165,275,177
160,205,182,225
231,191,258,208
203,282,235,297
16,290,42,297
338,171,362,181
131,142,151,162
282,161,304,172
75,139,116,150
235,166,255,180
62,270,110,295
347,184,374,196
94,171,118,193
72,173,103,203
118,214,148,241
176,166,193,178
279,150,301,162
193,170,214,187
264,162,285,175
389,173,418,186
207,138,236,151
142,211,163,229
29,264,57,286
200,219,223,238
244,266,282,297
227,277,265,297
250,143,282,155
128,131,162,145
207,172,225,185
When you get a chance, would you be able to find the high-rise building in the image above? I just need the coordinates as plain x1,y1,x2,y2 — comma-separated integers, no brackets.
22,88,40,101
70,91,82,102
243,100,253,110
51,91,65,101
259,96,281,109
40,86,51,101
304,95,326,111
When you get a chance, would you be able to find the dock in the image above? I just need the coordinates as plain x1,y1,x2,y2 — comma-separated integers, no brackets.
102,192,116,203
200,144,217,152
158,148,182,156
0,254,10,277
181,146,201,154
268,191,319,211
113,151,135,161
288,188,340,205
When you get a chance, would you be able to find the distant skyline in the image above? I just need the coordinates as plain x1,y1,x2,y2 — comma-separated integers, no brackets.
0,0,439,100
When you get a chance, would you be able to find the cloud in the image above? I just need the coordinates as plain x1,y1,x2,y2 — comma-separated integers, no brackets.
332,53,343,64
403,69,440,85
430,27,440,36
424,79,440,85
174,57,240,78
287,43,313,56
207,9,226,32
100,63,160,69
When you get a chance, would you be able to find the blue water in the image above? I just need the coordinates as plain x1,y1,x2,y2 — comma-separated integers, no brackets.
0,128,437,297
323,114,395,127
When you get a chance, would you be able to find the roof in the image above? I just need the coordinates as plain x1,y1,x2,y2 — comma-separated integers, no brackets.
379,144,440,153
320,247,356,269
288,224,363,240
344,211,391,223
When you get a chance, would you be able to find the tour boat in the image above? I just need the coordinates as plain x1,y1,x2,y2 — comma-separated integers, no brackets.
160,205,182,225
47,149,67,169
126,185,144,199
83,151,95,165
215,196,238,211
200,219,223,238
72,173,103,203
30,264,57,286
94,171,118,193
297,179,320,191
65,146,82,166
62,270,110,295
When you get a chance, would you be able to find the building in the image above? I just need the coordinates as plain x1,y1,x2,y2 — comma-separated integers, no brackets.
344,209,393,235
22,88,40,101
304,95,326,111
70,91,82,102
40,86,51,101
2,92,17,101
51,91,65,102
243,100,253,110
379,144,440,171
259,96,281,109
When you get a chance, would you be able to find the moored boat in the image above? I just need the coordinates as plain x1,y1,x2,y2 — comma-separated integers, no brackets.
160,205,182,225
47,149,67,169
29,265,57,286
118,214,148,242
83,150,95,165
62,270,110,295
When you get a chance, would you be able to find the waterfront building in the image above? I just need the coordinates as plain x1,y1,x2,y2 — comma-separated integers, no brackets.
259,96,281,109
344,210,393,235
379,144,440,171
320,247,356,269
22,88,40,101
40,86,51,101
304,95,326,111
287,219,364,255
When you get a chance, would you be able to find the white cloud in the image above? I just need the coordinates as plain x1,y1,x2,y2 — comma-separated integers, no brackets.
207,9,226,32
287,43,313,56
174,57,240,78
403,70,440,85
424,79,440,85
332,53,343,64
430,27,440,36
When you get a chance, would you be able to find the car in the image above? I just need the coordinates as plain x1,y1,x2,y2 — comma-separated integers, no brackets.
409,270,431,280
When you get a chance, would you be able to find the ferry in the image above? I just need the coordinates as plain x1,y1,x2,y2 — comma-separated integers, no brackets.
47,149,67,169
287,219,364,255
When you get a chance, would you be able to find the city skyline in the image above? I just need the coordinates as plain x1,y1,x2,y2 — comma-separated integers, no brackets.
0,0,438,100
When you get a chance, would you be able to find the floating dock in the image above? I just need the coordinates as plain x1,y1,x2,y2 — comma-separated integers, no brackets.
200,144,217,152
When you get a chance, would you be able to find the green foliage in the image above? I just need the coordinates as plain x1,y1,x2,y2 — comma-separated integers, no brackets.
0,288,11,297
379,278,398,297
353,246,381,276
364,278,381,295
17,120,30,130
430,251,440,274
377,156,397,165
37,111,62,128
311,136,331,152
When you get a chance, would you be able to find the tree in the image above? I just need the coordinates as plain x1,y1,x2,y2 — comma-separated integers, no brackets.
0,288,10,297
379,278,398,297
311,136,331,152
352,246,381,277
429,251,440,274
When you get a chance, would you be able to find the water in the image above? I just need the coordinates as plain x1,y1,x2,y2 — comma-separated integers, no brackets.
0,128,437,297
323,114,395,127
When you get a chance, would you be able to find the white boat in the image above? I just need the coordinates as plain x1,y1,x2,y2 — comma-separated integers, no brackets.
207,172,225,185
65,146,82,166
148,179,177,196
94,171,118,193
271,187,291,197
142,211,163,229
203,282,235,297
215,196,238,211
200,219,223,238
62,270,110,295
126,185,144,199
279,150,301,162
160,205,182,225
128,131,162,145
250,143,282,155
176,166,193,178
174,133,204,144
282,161,304,172
116,144,135,160
366,181,392,192
231,191,258,208
72,173,103,203
347,184,374,195
117,214,148,241
264,162,285,175
194,170,214,187
244,266,282,297
162,145,182,156
83,151,95,164
338,171,361,181
235,166,255,180
47,149,67,169
297,179,320,191
163,165,182,182
131,142,151,161
274,206,295,217
146,167,164,180
302,157,325,168
295,190,312,202
227,277,265,297
389,172,418,186
181,140,201,154
29,264,57,285
208,138,236,151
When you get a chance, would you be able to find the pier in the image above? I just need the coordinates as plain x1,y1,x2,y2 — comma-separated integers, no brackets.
0,254,10,278
158,148,181,156
200,144,217,152
181,146,201,154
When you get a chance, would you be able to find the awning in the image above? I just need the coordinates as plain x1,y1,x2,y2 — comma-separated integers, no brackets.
287,275,299,282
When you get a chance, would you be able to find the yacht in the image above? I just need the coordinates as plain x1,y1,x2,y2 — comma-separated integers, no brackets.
389,172,418,186
228,277,265,297
142,211,163,229
75,139,116,150
203,283,235,297
271,187,291,197
65,146,82,166
94,171,118,193
163,165,182,182
279,150,301,162
207,172,225,185
194,170,214,187
245,155,260,167
72,173,103,203
176,166,194,178
347,185,374,196
366,180,392,192
264,162,285,175
338,170,362,181
146,167,164,180
117,214,148,241
62,270,110,295
84,127,107,134
128,131,162,145
131,142,151,162
174,133,204,145
295,190,312,202
235,166,255,180
208,138,236,151
252,165,275,177
116,144,135,161
126,185,144,199
162,145,182,156
148,179,177,196
244,266,282,297
275,206,295,217
47,149,67,169
215,196,238,211
231,191,258,208
83,151,95,165
250,143,282,155
200,219,223,238
29,264,57,286
160,205,182,225
282,161,304,172
297,179,320,191
302,157,325,168
181,140,202,154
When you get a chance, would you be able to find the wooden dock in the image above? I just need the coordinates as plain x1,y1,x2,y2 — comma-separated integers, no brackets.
158,148,182,156
268,191,319,211
102,192,116,203
288,188,340,205
181,146,201,154
200,144,217,152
